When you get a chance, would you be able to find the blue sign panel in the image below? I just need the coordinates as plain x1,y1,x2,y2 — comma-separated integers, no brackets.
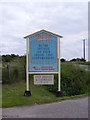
29,31,58,72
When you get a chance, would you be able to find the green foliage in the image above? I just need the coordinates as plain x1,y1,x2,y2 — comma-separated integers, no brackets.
61,63,88,96
2,54,19,62
47,74,58,94
47,63,88,96
2,56,89,107
2,55,89,97
2,54,26,67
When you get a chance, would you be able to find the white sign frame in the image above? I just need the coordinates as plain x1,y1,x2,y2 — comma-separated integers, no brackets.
25,30,61,93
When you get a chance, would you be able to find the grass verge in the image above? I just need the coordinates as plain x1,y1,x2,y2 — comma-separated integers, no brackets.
0,84,2,107
2,81,88,108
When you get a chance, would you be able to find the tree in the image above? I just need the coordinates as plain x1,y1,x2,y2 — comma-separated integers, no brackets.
70,58,76,62
60,58,66,62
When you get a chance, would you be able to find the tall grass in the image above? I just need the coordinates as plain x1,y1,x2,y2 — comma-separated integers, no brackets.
2,56,26,84
2,66,25,84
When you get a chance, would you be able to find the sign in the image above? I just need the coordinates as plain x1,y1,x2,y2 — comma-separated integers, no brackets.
29,31,58,72
34,75,54,85
24,30,62,96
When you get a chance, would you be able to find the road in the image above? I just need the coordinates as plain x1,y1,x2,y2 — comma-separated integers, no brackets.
2,97,88,118
0,108,2,120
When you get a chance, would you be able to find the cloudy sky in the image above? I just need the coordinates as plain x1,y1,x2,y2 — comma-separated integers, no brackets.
0,0,89,61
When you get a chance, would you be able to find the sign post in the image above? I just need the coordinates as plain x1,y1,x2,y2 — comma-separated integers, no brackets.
58,37,61,91
56,37,63,97
24,37,31,96
24,30,63,97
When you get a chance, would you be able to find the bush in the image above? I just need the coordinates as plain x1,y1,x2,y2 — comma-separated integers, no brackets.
47,63,88,96
47,74,58,93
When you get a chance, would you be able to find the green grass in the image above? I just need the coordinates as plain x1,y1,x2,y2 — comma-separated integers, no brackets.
0,84,2,107
2,81,88,108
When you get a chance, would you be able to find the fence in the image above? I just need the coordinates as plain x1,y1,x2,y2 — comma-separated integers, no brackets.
2,65,26,84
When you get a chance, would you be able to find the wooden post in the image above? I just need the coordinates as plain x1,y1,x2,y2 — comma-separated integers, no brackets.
58,37,61,91
56,37,63,97
24,64,26,81
26,37,29,91
24,37,31,96
7,65,11,81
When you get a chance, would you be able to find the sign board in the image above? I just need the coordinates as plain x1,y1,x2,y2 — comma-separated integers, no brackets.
24,30,62,96
29,31,58,72
34,75,54,85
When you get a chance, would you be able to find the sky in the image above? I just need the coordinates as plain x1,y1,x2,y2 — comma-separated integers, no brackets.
0,0,89,61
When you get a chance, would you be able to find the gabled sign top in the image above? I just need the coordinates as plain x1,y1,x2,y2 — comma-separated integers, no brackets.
24,29,63,39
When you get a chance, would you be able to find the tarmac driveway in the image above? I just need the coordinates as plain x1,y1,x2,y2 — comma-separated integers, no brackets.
2,97,88,118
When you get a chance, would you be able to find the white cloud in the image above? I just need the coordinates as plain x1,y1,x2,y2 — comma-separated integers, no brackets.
0,0,89,3
61,31,88,60
0,1,88,60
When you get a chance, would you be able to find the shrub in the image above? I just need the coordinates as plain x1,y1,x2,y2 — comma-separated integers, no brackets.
47,74,58,94
47,63,88,96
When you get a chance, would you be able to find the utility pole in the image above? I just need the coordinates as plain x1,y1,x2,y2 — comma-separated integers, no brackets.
83,39,86,60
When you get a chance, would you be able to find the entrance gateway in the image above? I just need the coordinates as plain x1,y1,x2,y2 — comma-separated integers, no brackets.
24,29,63,97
